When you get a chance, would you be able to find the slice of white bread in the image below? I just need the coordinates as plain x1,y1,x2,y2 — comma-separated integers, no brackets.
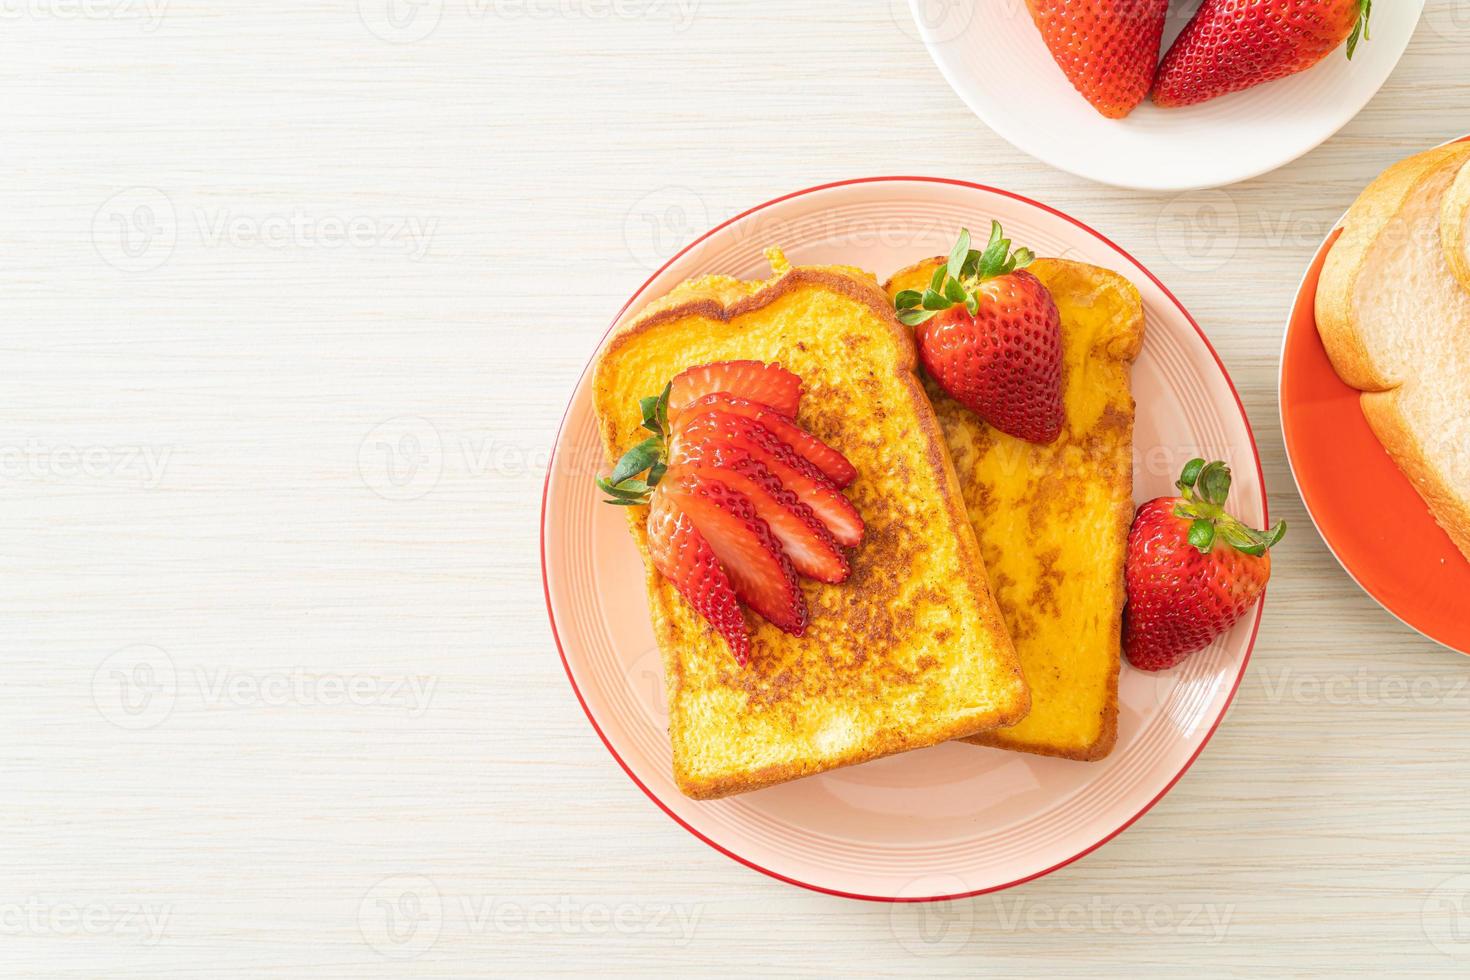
1316,142,1470,562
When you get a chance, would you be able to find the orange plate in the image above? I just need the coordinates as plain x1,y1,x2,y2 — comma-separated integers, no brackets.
1280,201,1470,655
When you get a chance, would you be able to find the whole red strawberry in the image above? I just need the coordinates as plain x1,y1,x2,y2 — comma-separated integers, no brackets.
1026,0,1170,119
1124,459,1285,671
1154,0,1372,108
894,224,1064,444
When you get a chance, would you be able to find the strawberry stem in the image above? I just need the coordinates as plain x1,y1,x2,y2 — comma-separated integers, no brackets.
1346,0,1371,59
1169,458,1286,556
597,382,671,505
894,222,1036,327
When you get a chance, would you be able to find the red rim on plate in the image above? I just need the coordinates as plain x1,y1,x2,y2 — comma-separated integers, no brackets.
1280,139,1470,655
543,177,1267,902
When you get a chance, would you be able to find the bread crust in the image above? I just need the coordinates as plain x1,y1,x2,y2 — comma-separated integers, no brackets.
1315,142,1470,564
1443,156,1470,291
595,261,1029,800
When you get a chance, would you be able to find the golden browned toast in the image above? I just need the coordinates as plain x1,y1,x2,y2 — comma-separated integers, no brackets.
885,257,1143,760
594,251,1029,799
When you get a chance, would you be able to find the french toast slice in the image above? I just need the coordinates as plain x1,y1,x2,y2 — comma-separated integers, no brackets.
885,257,1143,761
594,251,1029,799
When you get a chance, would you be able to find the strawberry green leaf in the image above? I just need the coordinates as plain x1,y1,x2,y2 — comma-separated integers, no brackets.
607,435,662,486
921,288,951,311
942,278,968,305
898,308,939,326
928,264,947,294
964,292,978,316
596,475,655,505
1260,520,1287,548
894,289,922,311
655,382,670,429
1197,461,1232,507
1218,523,1264,556
1177,457,1206,491
1012,247,1034,270
1346,0,1370,58
976,221,1014,280
946,228,971,281
1188,518,1216,553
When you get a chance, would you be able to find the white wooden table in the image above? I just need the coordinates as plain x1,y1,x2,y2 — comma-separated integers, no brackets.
5,2,1470,975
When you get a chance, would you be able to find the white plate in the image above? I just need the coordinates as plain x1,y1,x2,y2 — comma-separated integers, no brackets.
907,0,1425,190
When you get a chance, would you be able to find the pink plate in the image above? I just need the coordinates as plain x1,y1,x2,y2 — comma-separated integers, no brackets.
542,177,1267,901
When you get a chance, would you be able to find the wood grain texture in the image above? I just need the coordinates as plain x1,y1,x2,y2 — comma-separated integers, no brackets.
2,1,1469,975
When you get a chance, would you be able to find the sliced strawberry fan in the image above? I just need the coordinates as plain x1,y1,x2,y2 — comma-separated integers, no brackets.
597,361,864,665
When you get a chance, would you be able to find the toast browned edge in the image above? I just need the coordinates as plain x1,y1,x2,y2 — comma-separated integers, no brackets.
1315,143,1470,562
596,266,1029,799
883,256,1139,762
